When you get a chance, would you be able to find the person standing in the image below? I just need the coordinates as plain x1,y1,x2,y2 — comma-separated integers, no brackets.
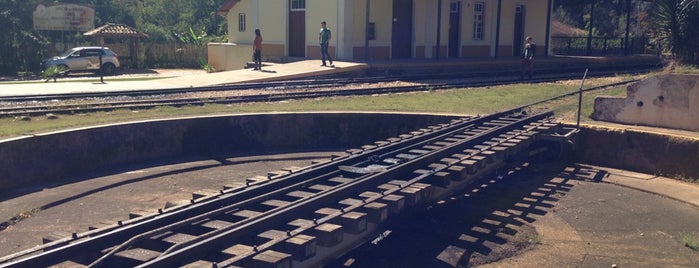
520,36,536,80
253,28,263,70
319,21,333,67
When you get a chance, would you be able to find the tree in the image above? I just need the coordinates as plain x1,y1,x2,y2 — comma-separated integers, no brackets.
0,0,48,75
648,0,699,63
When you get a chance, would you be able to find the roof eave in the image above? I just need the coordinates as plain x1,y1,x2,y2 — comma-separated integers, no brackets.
217,0,240,16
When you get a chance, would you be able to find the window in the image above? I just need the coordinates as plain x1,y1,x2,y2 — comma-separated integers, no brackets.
238,13,246,32
450,2,460,12
367,22,376,40
291,0,305,10
472,2,485,40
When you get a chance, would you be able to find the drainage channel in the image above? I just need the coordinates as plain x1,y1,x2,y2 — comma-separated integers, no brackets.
0,109,578,268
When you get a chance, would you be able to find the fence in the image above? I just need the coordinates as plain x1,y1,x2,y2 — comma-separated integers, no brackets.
44,42,208,70
551,36,653,56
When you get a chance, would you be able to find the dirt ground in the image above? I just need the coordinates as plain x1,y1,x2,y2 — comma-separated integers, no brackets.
1,156,698,267
0,68,205,82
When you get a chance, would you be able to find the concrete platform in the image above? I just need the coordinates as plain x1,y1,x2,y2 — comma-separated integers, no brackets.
0,55,659,97
0,60,365,97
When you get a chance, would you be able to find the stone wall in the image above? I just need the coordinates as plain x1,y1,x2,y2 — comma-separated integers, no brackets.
574,124,699,181
592,74,699,131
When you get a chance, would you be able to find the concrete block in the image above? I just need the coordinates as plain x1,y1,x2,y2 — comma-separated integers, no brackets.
338,198,363,207
341,212,368,234
430,171,452,187
284,234,317,261
256,229,288,244
43,231,72,244
200,219,233,230
376,183,400,192
233,210,263,219
113,248,161,264
447,165,467,180
286,190,315,199
222,244,254,257
360,202,388,223
460,159,478,174
287,218,314,228
261,199,291,208
181,260,218,268
399,186,421,206
382,194,405,214
247,250,292,268
314,208,341,220
129,209,157,219
192,189,218,200
308,184,334,191
311,223,343,247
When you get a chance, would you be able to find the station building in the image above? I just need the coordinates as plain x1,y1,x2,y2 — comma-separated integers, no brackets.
208,0,552,71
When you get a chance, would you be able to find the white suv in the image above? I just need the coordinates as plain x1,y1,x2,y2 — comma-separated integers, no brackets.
41,47,120,76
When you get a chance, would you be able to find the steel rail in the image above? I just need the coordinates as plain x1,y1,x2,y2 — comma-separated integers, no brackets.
0,64,655,104
0,107,549,267
0,114,483,267
142,112,553,268
0,70,642,118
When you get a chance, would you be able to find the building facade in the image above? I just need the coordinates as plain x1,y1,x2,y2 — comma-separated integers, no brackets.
209,0,552,70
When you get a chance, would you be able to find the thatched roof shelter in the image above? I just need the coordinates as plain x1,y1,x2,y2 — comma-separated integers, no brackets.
84,23,148,68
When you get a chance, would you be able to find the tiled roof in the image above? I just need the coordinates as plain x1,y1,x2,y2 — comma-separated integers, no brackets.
217,0,240,16
84,23,148,38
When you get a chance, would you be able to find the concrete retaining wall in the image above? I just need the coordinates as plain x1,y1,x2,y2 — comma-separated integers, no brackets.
575,125,699,180
207,43,252,72
593,74,699,131
2,112,697,195
0,112,459,193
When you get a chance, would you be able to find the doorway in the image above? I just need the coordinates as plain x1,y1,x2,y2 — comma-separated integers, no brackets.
512,5,525,57
289,0,306,57
392,0,413,59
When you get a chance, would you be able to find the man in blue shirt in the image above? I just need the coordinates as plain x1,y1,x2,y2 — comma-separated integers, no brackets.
319,21,333,67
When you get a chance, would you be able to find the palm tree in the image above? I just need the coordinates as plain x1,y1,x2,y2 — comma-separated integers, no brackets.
648,0,699,63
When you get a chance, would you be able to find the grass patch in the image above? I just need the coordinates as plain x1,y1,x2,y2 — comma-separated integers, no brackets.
2,208,42,229
0,74,655,139
681,233,699,251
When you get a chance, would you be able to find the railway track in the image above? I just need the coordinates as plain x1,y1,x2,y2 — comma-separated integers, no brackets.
0,67,651,118
0,107,578,268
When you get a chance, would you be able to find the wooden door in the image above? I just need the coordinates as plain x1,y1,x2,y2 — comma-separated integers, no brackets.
289,0,306,57
392,0,413,59
512,5,525,57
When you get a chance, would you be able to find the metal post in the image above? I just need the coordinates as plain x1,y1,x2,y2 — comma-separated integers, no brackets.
365,0,370,62
494,0,502,58
99,45,104,83
577,68,589,128
586,0,595,56
436,0,442,60
624,0,631,56
545,0,552,57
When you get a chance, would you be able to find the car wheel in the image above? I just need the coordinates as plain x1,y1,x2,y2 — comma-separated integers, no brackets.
102,63,116,76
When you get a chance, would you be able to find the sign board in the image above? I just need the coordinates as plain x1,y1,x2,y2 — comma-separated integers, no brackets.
33,4,95,32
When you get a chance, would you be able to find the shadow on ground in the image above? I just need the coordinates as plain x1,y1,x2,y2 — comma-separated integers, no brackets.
330,161,607,267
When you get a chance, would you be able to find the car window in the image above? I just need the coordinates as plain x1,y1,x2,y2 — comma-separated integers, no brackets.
62,49,79,57
85,50,103,57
